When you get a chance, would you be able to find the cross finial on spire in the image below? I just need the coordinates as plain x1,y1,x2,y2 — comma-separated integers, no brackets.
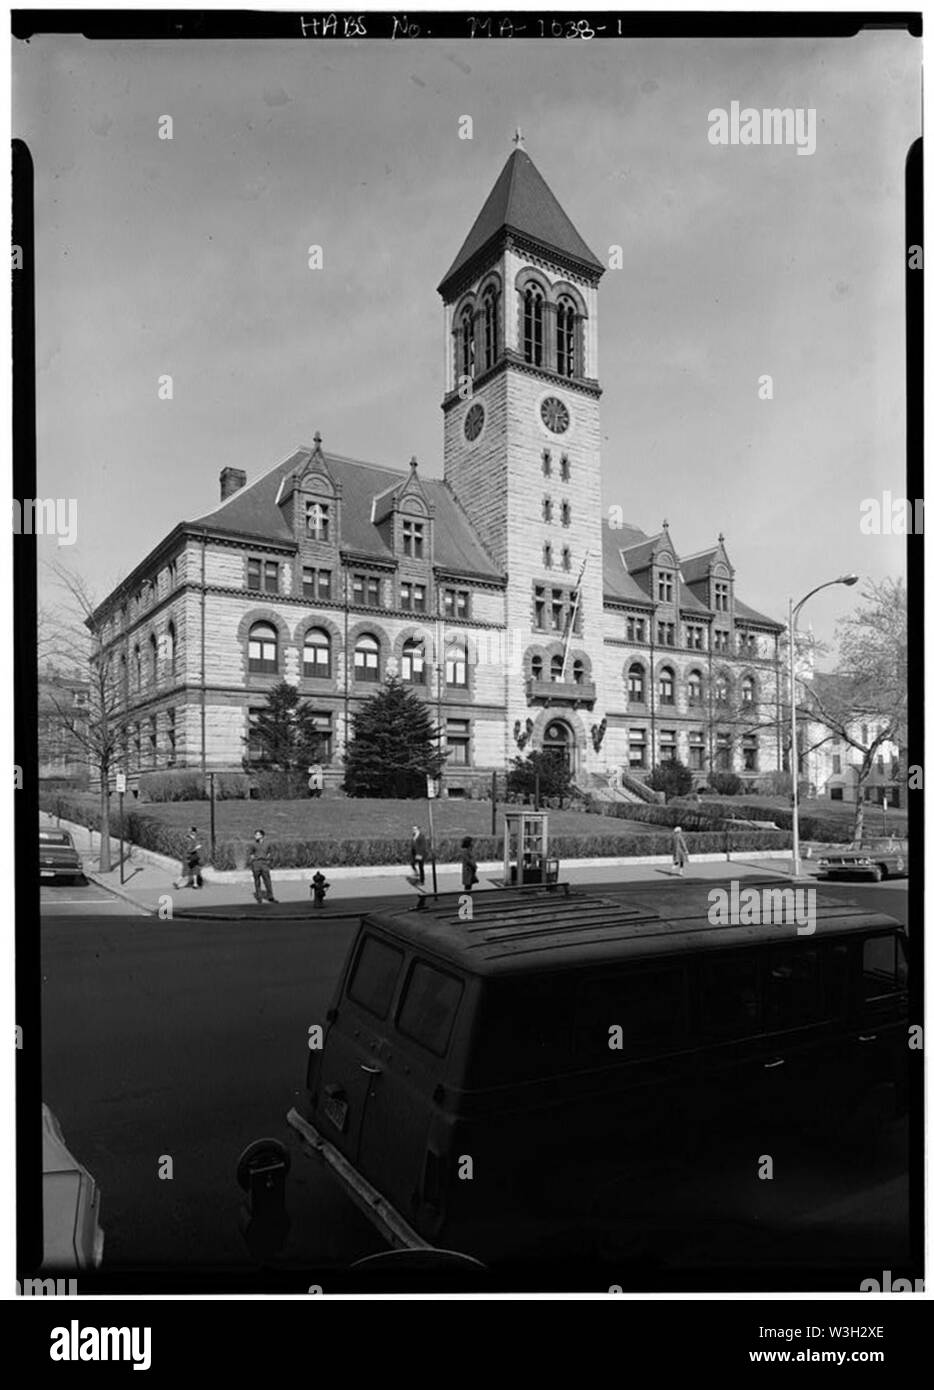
409,455,418,471
662,518,669,530
513,126,525,151
313,430,323,453
718,531,725,543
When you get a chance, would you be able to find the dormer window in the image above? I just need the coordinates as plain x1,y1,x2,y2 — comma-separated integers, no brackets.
714,581,730,612
522,284,544,366
402,520,424,559
306,500,330,541
658,570,674,603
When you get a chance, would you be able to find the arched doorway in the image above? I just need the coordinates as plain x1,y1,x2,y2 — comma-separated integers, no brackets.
543,719,575,779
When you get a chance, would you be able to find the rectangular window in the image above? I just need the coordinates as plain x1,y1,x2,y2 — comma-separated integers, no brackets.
659,730,677,763
445,646,468,688
397,961,464,1057
310,710,333,763
832,754,842,774
714,582,730,612
542,449,552,477
302,566,332,601
166,709,176,766
742,734,758,772
628,729,646,769
657,571,674,603
353,574,382,607
701,956,761,1039
446,718,470,766
688,731,705,770
262,561,279,594
348,936,404,1020
400,582,427,613
713,629,730,653
716,733,732,771
443,588,470,620
402,519,424,559
765,947,822,1029
657,621,675,646
247,558,261,590
148,715,158,767
247,707,265,763
534,585,546,630
686,626,704,650
305,500,330,541
861,934,907,1003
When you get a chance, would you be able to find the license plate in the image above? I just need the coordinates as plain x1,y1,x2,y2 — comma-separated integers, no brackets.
323,1096,348,1133
40,870,55,878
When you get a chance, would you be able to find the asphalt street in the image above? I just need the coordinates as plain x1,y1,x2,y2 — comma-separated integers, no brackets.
38,875,911,1289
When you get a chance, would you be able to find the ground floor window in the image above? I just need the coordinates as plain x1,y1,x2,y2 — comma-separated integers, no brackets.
829,786,844,801
688,731,705,770
659,730,677,763
446,718,470,766
166,708,176,767
310,710,333,763
742,733,758,772
715,733,732,771
628,728,646,770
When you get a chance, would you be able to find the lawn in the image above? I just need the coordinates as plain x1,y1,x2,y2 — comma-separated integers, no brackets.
674,795,908,836
61,793,659,843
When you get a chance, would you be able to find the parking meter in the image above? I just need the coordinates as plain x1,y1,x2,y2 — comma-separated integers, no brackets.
236,1138,291,1262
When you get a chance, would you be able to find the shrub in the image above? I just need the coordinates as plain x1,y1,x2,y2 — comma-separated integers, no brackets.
248,769,310,800
646,758,694,800
707,771,744,796
139,770,206,802
507,751,572,803
212,772,253,800
756,771,794,799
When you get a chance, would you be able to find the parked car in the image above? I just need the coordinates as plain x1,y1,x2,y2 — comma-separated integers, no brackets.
817,838,909,882
38,829,84,885
282,882,908,1264
41,1104,105,1270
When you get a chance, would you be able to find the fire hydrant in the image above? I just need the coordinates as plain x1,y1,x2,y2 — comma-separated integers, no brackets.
310,871,330,908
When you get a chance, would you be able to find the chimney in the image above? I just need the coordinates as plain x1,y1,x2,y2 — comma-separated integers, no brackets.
220,467,247,501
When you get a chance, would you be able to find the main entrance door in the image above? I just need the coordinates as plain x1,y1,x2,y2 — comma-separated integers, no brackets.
543,719,575,778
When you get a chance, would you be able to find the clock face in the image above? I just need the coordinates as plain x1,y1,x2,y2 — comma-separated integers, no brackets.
540,396,570,435
464,401,485,442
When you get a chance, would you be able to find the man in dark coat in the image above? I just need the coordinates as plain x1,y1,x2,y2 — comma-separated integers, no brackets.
410,825,428,885
248,829,278,903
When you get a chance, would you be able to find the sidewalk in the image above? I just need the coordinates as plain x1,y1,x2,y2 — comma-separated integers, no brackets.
42,809,817,918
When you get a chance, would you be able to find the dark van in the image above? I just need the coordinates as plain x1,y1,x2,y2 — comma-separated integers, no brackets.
287,884,908,1261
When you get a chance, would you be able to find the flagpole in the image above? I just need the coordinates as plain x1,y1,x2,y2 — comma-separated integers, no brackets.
559,550,589,680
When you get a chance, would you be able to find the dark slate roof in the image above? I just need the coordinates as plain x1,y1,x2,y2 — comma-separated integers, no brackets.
601,523,655,605
439,148,603,293
190,449,503,580
619,533,663,573
679,549,718,584
734,597,782,629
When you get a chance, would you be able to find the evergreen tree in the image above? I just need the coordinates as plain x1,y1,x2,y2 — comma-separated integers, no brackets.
247,681,323,771
506,750,572,802
646,757,694,799
343,676,445,798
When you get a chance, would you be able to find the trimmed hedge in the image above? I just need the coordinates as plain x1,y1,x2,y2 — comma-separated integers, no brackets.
41,792,790,868
672,798,855,843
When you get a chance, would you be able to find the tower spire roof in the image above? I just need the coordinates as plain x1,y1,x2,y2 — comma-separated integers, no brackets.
438,145,603,295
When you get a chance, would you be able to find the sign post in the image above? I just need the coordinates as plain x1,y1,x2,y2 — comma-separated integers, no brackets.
209,772,217,865
426,775,439,895
115,772,127,883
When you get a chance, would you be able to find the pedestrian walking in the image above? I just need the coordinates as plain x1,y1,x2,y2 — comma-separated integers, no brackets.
672,825,690,875
248,829,278,903
410,825,428,885
178,827,204,889
460,835,478,892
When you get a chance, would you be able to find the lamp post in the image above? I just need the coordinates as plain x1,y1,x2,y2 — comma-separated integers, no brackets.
788,574,859,876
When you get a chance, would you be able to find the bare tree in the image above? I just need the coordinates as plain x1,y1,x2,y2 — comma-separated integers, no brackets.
43,563,132,872
796,578,907,843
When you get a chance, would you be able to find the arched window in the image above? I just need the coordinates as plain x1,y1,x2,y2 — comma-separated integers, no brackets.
531,654,543,680
459,306,475,381
715,673,731,706
119,652,128,699
742,675,756,706
445,642,467,688
482,285,499,369
572,658,584,686
248,621,278,674
551,655,564,682
628,662,645,704
556,296,577,377
354,633,380,683
688,671,704,707
166,622,177,677
401,637,426,685
659,667,675,705
303,627,331,679
134,643,142,692
522,284,544,366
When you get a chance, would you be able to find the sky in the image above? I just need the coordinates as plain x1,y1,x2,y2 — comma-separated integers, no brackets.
13,30,920,646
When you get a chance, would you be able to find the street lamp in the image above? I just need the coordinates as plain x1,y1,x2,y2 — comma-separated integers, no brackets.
788,574,859,877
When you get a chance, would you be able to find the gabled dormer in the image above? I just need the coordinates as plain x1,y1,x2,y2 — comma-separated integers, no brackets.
276,432,342,549
680,533,735,617
371,456,435,565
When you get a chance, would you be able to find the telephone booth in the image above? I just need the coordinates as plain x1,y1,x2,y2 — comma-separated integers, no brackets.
503,810,558,886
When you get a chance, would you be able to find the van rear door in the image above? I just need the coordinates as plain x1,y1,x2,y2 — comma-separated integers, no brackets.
314,931,406,1165
355,956,465,1222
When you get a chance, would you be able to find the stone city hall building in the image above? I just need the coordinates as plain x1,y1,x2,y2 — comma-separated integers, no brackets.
89,140,783,795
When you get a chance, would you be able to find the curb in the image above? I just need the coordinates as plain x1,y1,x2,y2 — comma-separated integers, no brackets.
85,871,159,916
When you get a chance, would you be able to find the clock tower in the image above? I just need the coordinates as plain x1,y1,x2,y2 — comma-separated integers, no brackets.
438,134,608,776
